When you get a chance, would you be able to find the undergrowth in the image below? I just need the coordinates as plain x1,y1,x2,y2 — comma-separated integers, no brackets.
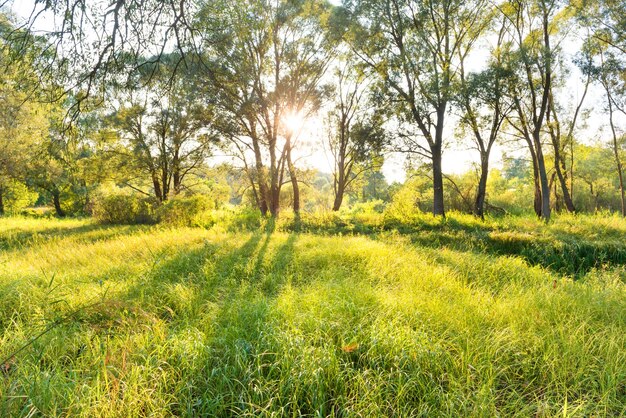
0,215,624,416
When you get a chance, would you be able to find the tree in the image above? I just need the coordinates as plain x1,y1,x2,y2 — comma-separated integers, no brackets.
455,16,512,219
326,61,386,211
578,0,626,216
597,55,626,216
6,0,200,120
545,46,591,213
0,34,49,215
197,0,338,217
500,0,569,221
346,0,489,217
107,60,217,203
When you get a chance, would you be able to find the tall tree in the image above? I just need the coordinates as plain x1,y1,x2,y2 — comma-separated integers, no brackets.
108,61,217,203
575,0,625,215
501,0,568,221
346,0,489,217
455,16,512,219
545,67,590,213
597,54,626,216
197,0,338,217
326,61,386,211
0,23,50,214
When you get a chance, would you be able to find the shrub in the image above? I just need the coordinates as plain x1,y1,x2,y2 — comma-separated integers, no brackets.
223,207,263,231
92,192,157,224
2,180,38,213
156,195,213,227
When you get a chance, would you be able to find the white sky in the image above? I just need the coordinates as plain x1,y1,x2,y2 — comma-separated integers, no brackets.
5,0,621,184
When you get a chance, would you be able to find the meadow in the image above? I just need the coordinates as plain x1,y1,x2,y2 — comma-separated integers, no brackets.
0,213,625,417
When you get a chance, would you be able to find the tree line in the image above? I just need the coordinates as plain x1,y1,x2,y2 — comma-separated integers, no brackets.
0,0,624,221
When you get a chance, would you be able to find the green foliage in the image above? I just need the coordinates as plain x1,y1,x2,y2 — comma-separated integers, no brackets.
156,195,213,227
92,189,157,225
487,169,534,215
1,180,38,213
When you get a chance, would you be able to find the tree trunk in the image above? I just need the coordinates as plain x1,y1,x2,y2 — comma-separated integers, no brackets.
173,170,181,196
287,146,300,213
0,186,4,215
608,98,626,217
258,177,270,216
152,173,163,203
268,176,280,218
52,190,66,217
161,167,169,202
534,134,551,221
252,138,270,216
332,166,346,211
474,155,489,220
554,158,575,213
332,184,345,212
530,151,541,218
432,145,445,217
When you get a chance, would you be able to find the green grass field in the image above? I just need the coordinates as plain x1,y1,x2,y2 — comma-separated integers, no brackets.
0,214,625,416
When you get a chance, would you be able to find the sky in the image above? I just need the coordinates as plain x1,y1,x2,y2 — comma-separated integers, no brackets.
5,0,619,184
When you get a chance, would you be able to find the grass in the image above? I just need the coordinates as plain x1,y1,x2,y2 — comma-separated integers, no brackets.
0,214,625,416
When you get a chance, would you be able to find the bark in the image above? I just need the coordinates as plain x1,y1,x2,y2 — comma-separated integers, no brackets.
172,144,181,196
474,155,489,219
534,132,551,221
547,92,576,213
52,190,66,217
525,135,542,217
432,144,445,217
332,154,347,211
152,174,163,203
161,165,169,202
252,138,269,216
608,94,626,216
286,144,300,213
554,157,575,212
332,182,345,212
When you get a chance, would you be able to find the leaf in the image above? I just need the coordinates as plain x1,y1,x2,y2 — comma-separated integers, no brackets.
341,343,359,353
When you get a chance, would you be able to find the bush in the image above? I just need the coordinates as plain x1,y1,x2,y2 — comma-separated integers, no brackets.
92,192,157,224
156,195,213,227
2,180,38,214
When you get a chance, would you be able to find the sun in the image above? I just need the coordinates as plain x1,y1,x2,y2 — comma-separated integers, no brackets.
283,111,306,134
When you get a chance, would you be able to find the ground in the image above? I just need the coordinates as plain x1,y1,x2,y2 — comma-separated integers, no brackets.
0,215,625,416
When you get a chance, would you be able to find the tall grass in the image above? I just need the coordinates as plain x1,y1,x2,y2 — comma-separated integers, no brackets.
0,216,624,416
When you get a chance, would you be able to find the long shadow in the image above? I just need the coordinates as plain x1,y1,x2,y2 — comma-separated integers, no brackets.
181,232,299,416
116,229,299,322
116,229,300,415
0,223,149,252
282,212,626,276
405,228,626,277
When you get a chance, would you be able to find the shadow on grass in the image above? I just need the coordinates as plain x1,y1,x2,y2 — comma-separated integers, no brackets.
0,223,149,252
120,229,299,318
109,229,300,414
405,229,626,277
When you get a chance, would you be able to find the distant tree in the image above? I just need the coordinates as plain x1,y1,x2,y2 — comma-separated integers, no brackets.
575,143,622,212
326,61,386,211
107,60,217,203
